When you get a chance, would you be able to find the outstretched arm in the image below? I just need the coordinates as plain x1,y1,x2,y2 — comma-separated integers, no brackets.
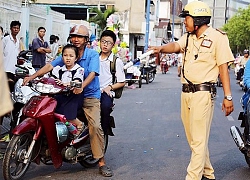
23,63,53,85
148,42,181,54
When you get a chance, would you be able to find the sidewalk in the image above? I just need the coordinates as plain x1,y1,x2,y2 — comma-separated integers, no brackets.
0,117,9,161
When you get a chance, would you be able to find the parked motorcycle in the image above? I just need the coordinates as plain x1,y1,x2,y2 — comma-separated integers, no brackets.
230,88,250,167
2,50,38,138
140,54,157,84
2,77,109,180
140,64,157,83
125,50,154,87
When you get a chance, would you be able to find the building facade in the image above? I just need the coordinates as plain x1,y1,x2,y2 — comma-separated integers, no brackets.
0,0,69,49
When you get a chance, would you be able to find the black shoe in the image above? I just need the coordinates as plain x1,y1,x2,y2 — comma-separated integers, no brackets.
201,176,215,180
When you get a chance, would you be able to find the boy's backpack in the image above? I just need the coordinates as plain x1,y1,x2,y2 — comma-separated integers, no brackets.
110,55,124,99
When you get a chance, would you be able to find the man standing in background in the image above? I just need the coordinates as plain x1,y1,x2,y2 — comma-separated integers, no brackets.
236,49,249,84
2,21,22,88
149,1,234,179
32,27,51,70
0,29,14,143
1,20,21,142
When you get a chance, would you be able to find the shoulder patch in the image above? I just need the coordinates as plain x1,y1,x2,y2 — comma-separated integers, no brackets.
216,28,226,35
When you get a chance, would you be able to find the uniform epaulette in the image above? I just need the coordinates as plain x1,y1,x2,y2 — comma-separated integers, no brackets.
216,28,227,35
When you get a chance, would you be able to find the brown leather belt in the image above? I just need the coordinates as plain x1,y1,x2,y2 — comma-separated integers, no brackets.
182,83,215,93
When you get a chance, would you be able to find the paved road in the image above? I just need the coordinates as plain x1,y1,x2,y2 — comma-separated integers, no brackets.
1,67,250,180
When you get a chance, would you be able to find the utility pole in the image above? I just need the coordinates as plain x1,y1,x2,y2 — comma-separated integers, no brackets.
144,0,150,52
172,0,175,42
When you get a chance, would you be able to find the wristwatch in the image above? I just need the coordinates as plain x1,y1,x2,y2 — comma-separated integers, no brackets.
224,95,233,101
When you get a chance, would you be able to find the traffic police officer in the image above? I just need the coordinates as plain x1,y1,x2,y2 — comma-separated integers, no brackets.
149,1,234,180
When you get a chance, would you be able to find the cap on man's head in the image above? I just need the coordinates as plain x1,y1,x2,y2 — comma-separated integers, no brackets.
179,1,211,18
69,25,89,37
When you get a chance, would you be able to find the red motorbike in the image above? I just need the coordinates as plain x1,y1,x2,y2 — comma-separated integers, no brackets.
2,78,109,180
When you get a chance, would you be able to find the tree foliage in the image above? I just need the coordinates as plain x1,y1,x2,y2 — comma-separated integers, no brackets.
88,7,116,34
222,5,250,54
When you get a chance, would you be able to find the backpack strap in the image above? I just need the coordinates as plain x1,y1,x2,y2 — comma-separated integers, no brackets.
71,67,79,81
110,55,118,84
58,69,64,80
58,67,80,81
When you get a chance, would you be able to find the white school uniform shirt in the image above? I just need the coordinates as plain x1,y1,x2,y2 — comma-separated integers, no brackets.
99,53,125,91
52,64,84,83
3,35,20,74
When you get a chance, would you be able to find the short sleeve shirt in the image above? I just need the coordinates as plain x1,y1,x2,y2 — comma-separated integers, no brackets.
32,37,49,67
99,53,125,91
0,37,13,116
177,27,234,84
2,35,20,74
51,64,84,83
51,48,101,99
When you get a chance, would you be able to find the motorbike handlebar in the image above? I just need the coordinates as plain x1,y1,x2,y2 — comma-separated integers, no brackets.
31,78,82,95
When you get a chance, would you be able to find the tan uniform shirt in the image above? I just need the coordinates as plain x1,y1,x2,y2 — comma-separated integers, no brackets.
0,37,13,116
177,27,234,84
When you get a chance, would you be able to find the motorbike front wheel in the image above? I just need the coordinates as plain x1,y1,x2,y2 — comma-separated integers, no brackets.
148,72,155,83
79,134,109,168
145,72,149,84
3,133,33,180
138,76,142,88
9,103,24,138
244,154,250,167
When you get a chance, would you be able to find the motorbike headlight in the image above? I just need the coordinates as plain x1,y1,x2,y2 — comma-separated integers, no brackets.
55,122,69,143
21,91,40,104
13,79,39,104
14,85,24,103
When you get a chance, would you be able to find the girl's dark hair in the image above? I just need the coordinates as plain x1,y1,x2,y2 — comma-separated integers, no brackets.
62,44,78,58
100,30,116,43
0,26,3,33
10,21,21,28
49,35,56,44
